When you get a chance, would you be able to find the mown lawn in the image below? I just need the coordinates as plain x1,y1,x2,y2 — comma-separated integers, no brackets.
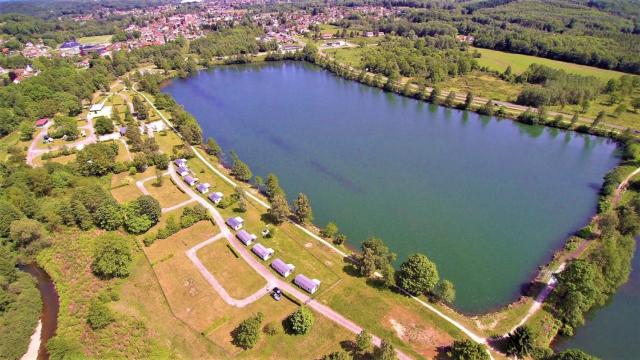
471,46,629,81
198,238,268,299
145,175,191,208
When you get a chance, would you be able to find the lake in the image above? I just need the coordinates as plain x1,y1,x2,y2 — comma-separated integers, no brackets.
162,61,620,314
553,245,640,358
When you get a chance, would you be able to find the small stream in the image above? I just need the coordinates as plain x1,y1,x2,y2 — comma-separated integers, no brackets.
19,264,59,360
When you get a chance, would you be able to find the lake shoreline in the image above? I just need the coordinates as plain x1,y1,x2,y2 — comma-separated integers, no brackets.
158,59,631,347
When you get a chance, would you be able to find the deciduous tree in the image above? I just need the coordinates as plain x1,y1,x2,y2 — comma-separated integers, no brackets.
92,233,132,279
396,253,439,295
287,306,314,335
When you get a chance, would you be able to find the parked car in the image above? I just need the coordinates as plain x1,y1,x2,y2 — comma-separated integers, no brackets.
271,287,282,301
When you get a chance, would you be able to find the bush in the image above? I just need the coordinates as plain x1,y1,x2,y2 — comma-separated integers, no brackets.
448,339,489,360
92,232,132,278
180,205,209,228
87,299,115,330
94,116,114,135
263,322,279,336
232,312,264,349
287,306,314,335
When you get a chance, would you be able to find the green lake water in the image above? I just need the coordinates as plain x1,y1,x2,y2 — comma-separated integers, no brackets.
553,244,640,358
162,61,620,314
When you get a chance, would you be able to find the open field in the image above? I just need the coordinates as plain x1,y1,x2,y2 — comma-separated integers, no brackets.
472,46,629,81
37,230,166,358
109,168,157,203
184,150,465,358
198,238,268,299
77,35,113,45
322,46,368,68
444,71,525,103
145,176,191,208
143,218,352,358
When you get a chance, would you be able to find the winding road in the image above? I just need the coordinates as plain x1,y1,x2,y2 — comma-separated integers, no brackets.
168,164,412,360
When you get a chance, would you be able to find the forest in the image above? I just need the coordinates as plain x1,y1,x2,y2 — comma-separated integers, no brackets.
360,36,477,83
330,0,640,74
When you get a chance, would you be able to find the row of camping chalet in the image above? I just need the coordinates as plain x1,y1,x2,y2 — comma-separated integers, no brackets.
225,216,321,294
174,158,225,204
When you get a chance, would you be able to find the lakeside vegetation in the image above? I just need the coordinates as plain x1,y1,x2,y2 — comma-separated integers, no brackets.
0,8,638,359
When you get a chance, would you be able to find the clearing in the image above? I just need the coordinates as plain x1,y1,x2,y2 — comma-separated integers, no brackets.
472,46,629,81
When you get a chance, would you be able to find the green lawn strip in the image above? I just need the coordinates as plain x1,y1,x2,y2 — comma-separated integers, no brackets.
471,46,630,81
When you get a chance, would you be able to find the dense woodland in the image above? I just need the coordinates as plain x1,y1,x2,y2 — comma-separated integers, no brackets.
329,0,640,74
360,36,476,83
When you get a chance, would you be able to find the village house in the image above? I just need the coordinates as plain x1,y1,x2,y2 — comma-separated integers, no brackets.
35,118,49,127
280,44,303,53
251,243,275,261
455,35,475,44
177,166,190,177
236,229,257,246
174,158,187,167
208,192,223,204
294,274,320,294
271,258,295,277
226,216,244,231
183,175,197,186
196,183,210,194
59,41,81,57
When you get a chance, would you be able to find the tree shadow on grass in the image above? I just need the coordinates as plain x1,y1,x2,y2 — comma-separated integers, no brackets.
524,280,547,299
487,335,510,354
342,261,361,278
434,345,451,360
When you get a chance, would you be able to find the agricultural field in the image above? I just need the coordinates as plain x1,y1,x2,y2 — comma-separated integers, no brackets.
472,46,629,81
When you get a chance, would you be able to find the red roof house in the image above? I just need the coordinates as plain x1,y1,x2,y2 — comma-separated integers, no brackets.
35,118,49,127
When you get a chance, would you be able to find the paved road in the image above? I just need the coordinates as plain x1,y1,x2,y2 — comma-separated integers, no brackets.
168,164,412,360
186,233,273,307
26,99,102,166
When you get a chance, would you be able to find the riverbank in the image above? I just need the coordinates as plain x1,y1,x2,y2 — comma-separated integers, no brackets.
20,321,42,360
19,263,59,360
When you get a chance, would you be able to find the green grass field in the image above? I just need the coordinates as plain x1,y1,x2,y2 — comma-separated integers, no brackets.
77,34,113,45
472,46,629,81
322,47,368,68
